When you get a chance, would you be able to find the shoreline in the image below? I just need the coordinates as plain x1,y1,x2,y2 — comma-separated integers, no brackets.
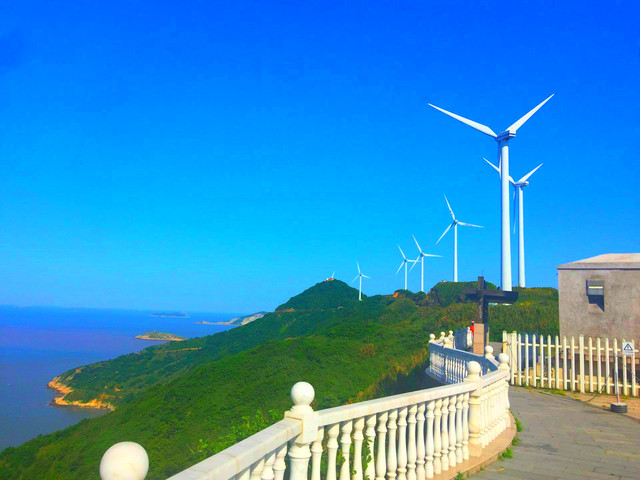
47,376,115,411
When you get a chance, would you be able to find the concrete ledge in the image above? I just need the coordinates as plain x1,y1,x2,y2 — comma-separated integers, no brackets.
432,413,517,480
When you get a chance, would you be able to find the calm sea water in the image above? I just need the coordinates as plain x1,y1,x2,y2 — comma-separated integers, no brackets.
0,306,238,451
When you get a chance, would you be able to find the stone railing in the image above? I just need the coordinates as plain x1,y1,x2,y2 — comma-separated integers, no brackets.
453,328,473,351
427,334,497,385
99,350,511,480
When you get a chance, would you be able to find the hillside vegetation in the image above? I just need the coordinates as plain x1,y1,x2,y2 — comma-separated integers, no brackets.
0,280,559,479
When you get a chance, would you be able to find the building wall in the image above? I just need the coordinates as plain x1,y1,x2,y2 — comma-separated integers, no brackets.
558,268,640,341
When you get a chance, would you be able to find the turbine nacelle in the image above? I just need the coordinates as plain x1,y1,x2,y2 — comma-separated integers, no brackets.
497,131,516,142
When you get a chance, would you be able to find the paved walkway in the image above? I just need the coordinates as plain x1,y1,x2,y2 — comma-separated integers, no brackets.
472,387,640,480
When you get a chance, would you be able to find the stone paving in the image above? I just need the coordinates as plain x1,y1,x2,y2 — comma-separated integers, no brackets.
471,387,640,480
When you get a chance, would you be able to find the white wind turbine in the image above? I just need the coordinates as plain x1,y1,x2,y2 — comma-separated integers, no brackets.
410,235,441,293
484,158,543,288
396,246,416,291
436,195,483,282
352,262,370,301
429,94,553,291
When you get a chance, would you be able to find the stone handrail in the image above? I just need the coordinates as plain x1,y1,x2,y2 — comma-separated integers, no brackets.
427,336,497,384
100,348,511,480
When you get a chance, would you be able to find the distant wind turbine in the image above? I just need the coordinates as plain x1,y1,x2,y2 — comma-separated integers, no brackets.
396,246,416,291
352,262,370,301
436,195,483,282
429,94,553,291
410,235,441,293
484,158,543,287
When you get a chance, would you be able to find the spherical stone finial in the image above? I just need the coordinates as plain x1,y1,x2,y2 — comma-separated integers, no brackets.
498,353,509,369
291,381,315,413
440,332,446,338
449,330,454,336
485,345,493,354
429,333,436,340
467,361,482,376
100,442,149,480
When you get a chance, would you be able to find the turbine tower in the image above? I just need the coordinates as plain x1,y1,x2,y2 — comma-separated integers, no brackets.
396,246,416,291
410,235,441,293
436,195,483,282
429,94,553,291
352,262,370,301
484,158,543,288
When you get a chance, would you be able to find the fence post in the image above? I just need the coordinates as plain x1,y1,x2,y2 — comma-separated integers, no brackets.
579,335,585,393
588,337,594,393
464,361,483,458
100,442,149,480
285,382,318,480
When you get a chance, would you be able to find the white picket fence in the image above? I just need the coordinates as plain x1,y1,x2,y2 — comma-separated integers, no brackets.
502,331,639,397
99,333,512,480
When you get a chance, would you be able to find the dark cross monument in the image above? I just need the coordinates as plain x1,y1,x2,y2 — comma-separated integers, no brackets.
463,276,518,355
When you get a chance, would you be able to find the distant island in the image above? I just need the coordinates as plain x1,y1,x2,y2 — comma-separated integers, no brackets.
149,311,189,318
134,331,187,342
196,311,267,326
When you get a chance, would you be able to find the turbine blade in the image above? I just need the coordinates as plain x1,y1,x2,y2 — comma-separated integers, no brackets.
428,103,497,138
483,157,500,174
410,258,420,271
332,271,335,279
362,275,370,279
357,261,361,274
444,195,455,220
412,234,423,253
396,261,405,274
518,163,543,184
398,245,406,259
423,254,442,258
436,222,454,244
506,94,554,133
458,221,484,228
352,274,359,284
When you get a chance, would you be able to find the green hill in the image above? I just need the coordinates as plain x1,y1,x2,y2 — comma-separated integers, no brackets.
0,280,559,479
276,279,360,311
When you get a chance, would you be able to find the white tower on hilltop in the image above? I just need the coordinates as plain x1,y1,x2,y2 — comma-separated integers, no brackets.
485,158,543,287
352,262,370,301
396,246,416,291
436,195,483,283
410,235,441,293
429,94,553,291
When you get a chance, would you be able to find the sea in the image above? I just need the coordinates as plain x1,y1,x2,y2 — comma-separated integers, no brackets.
0,306,239,452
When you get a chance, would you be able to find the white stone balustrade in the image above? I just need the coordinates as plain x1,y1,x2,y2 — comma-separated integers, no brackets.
101,343,511,480
427,339,497,384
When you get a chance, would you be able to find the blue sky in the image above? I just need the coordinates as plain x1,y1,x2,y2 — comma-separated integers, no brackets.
0,1,638,312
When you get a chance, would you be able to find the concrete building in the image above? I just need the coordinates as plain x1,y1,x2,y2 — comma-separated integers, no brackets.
557,254,640,341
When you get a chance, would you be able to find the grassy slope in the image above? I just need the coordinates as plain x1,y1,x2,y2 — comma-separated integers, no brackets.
0,280,559,479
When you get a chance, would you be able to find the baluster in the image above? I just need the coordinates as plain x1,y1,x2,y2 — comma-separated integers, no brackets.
462,393,469,460
365,415,377,480
425,401,434,479
375,412,387,480
440,397,449,471
455,394,463,464
415,404,425,480
397,408,408,480
310,429,324,480
407,405,417,480
250,458,265,480
432,399,441,475
236,468,251,480
465,362,482,458
274,444,287,480
353,418,365,480
339,421,353,480
448,396,456,467
387,409,398,480
327,423,340,480
262,451,275,480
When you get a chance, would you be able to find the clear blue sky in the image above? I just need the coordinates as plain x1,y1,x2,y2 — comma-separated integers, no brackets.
1,1,638,312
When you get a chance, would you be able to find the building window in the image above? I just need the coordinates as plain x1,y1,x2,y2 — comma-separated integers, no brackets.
586,278,604,312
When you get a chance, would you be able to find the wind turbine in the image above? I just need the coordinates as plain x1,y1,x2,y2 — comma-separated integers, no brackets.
484,158,543,288
352,262,370,301
436,195,483,282
396,246,416,291
410,235,441,293
429,94,553,291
